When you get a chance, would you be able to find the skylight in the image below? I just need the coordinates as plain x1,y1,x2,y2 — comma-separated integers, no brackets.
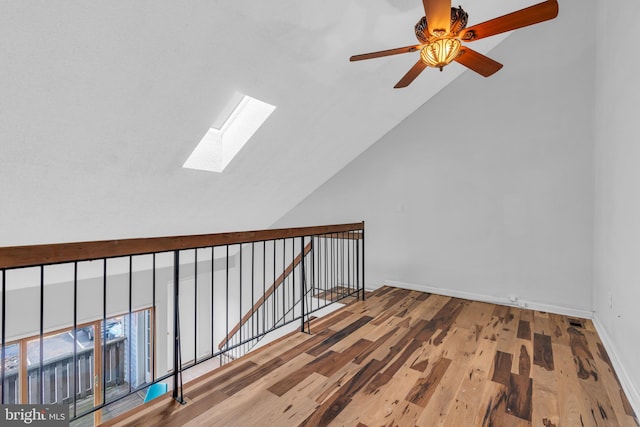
183,95,276,173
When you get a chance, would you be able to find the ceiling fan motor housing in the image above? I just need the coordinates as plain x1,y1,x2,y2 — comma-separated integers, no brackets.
414,6,468,43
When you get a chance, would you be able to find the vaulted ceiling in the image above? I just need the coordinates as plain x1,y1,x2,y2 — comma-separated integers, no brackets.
1,0,557,245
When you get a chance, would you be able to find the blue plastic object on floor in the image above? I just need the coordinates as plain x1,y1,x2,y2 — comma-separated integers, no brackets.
143,383,168,403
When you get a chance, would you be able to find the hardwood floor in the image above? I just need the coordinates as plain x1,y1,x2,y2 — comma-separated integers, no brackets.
100,286,639,427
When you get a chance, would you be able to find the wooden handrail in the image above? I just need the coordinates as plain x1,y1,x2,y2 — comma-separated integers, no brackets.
217,241,313,350
317,231,363,240
0,222,364,269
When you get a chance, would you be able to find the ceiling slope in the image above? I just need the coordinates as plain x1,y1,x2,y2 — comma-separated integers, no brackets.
1,0,542,245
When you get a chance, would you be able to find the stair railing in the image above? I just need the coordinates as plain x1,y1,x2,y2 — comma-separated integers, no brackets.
0,222,364,424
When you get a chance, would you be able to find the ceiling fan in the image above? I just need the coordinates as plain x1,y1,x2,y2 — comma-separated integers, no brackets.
350,0,558,88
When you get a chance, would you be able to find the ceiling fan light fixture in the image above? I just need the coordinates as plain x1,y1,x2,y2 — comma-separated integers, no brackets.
420,38,461,71
351,0,559,87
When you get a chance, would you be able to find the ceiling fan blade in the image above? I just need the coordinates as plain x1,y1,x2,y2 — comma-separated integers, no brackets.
394,60,428,88
454,47,503,77
350,45,421,61
459,0,558,42
423,0,452,36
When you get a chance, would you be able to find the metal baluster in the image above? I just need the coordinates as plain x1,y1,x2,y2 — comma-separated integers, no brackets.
152,254,156,383
225,246,229,354
324,236,328,304
239,245,243,353
272,241,276,333
332,234,336,302
361,223,366,301
102,259,107,404
347,231,353,295
194,250,198,365
251,242,255,343
300,237,306,333
128,256,132,393
262,241,266,338
282,239,285,325
39,266,44,405
341,232,345,297
1,269,5,404
211,246,222,364
292,237,295,324
172,251,180,401
73,262,79,410
311,236,316,312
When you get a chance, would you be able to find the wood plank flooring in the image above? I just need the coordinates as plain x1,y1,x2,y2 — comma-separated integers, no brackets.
100,286,638,427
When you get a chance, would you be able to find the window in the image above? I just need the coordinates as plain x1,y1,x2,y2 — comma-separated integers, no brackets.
26,328,95,405
0,308,153,420
1,343,20,404
183,95,276,173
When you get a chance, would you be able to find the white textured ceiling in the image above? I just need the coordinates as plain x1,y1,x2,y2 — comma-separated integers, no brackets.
0,0,544,245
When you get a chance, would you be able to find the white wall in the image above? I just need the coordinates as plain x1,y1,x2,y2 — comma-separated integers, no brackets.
593,0,640,408
275,0,595,313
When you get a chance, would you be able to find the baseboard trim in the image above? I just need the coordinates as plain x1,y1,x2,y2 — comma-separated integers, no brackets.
383,279,594,319
592,314,640,418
